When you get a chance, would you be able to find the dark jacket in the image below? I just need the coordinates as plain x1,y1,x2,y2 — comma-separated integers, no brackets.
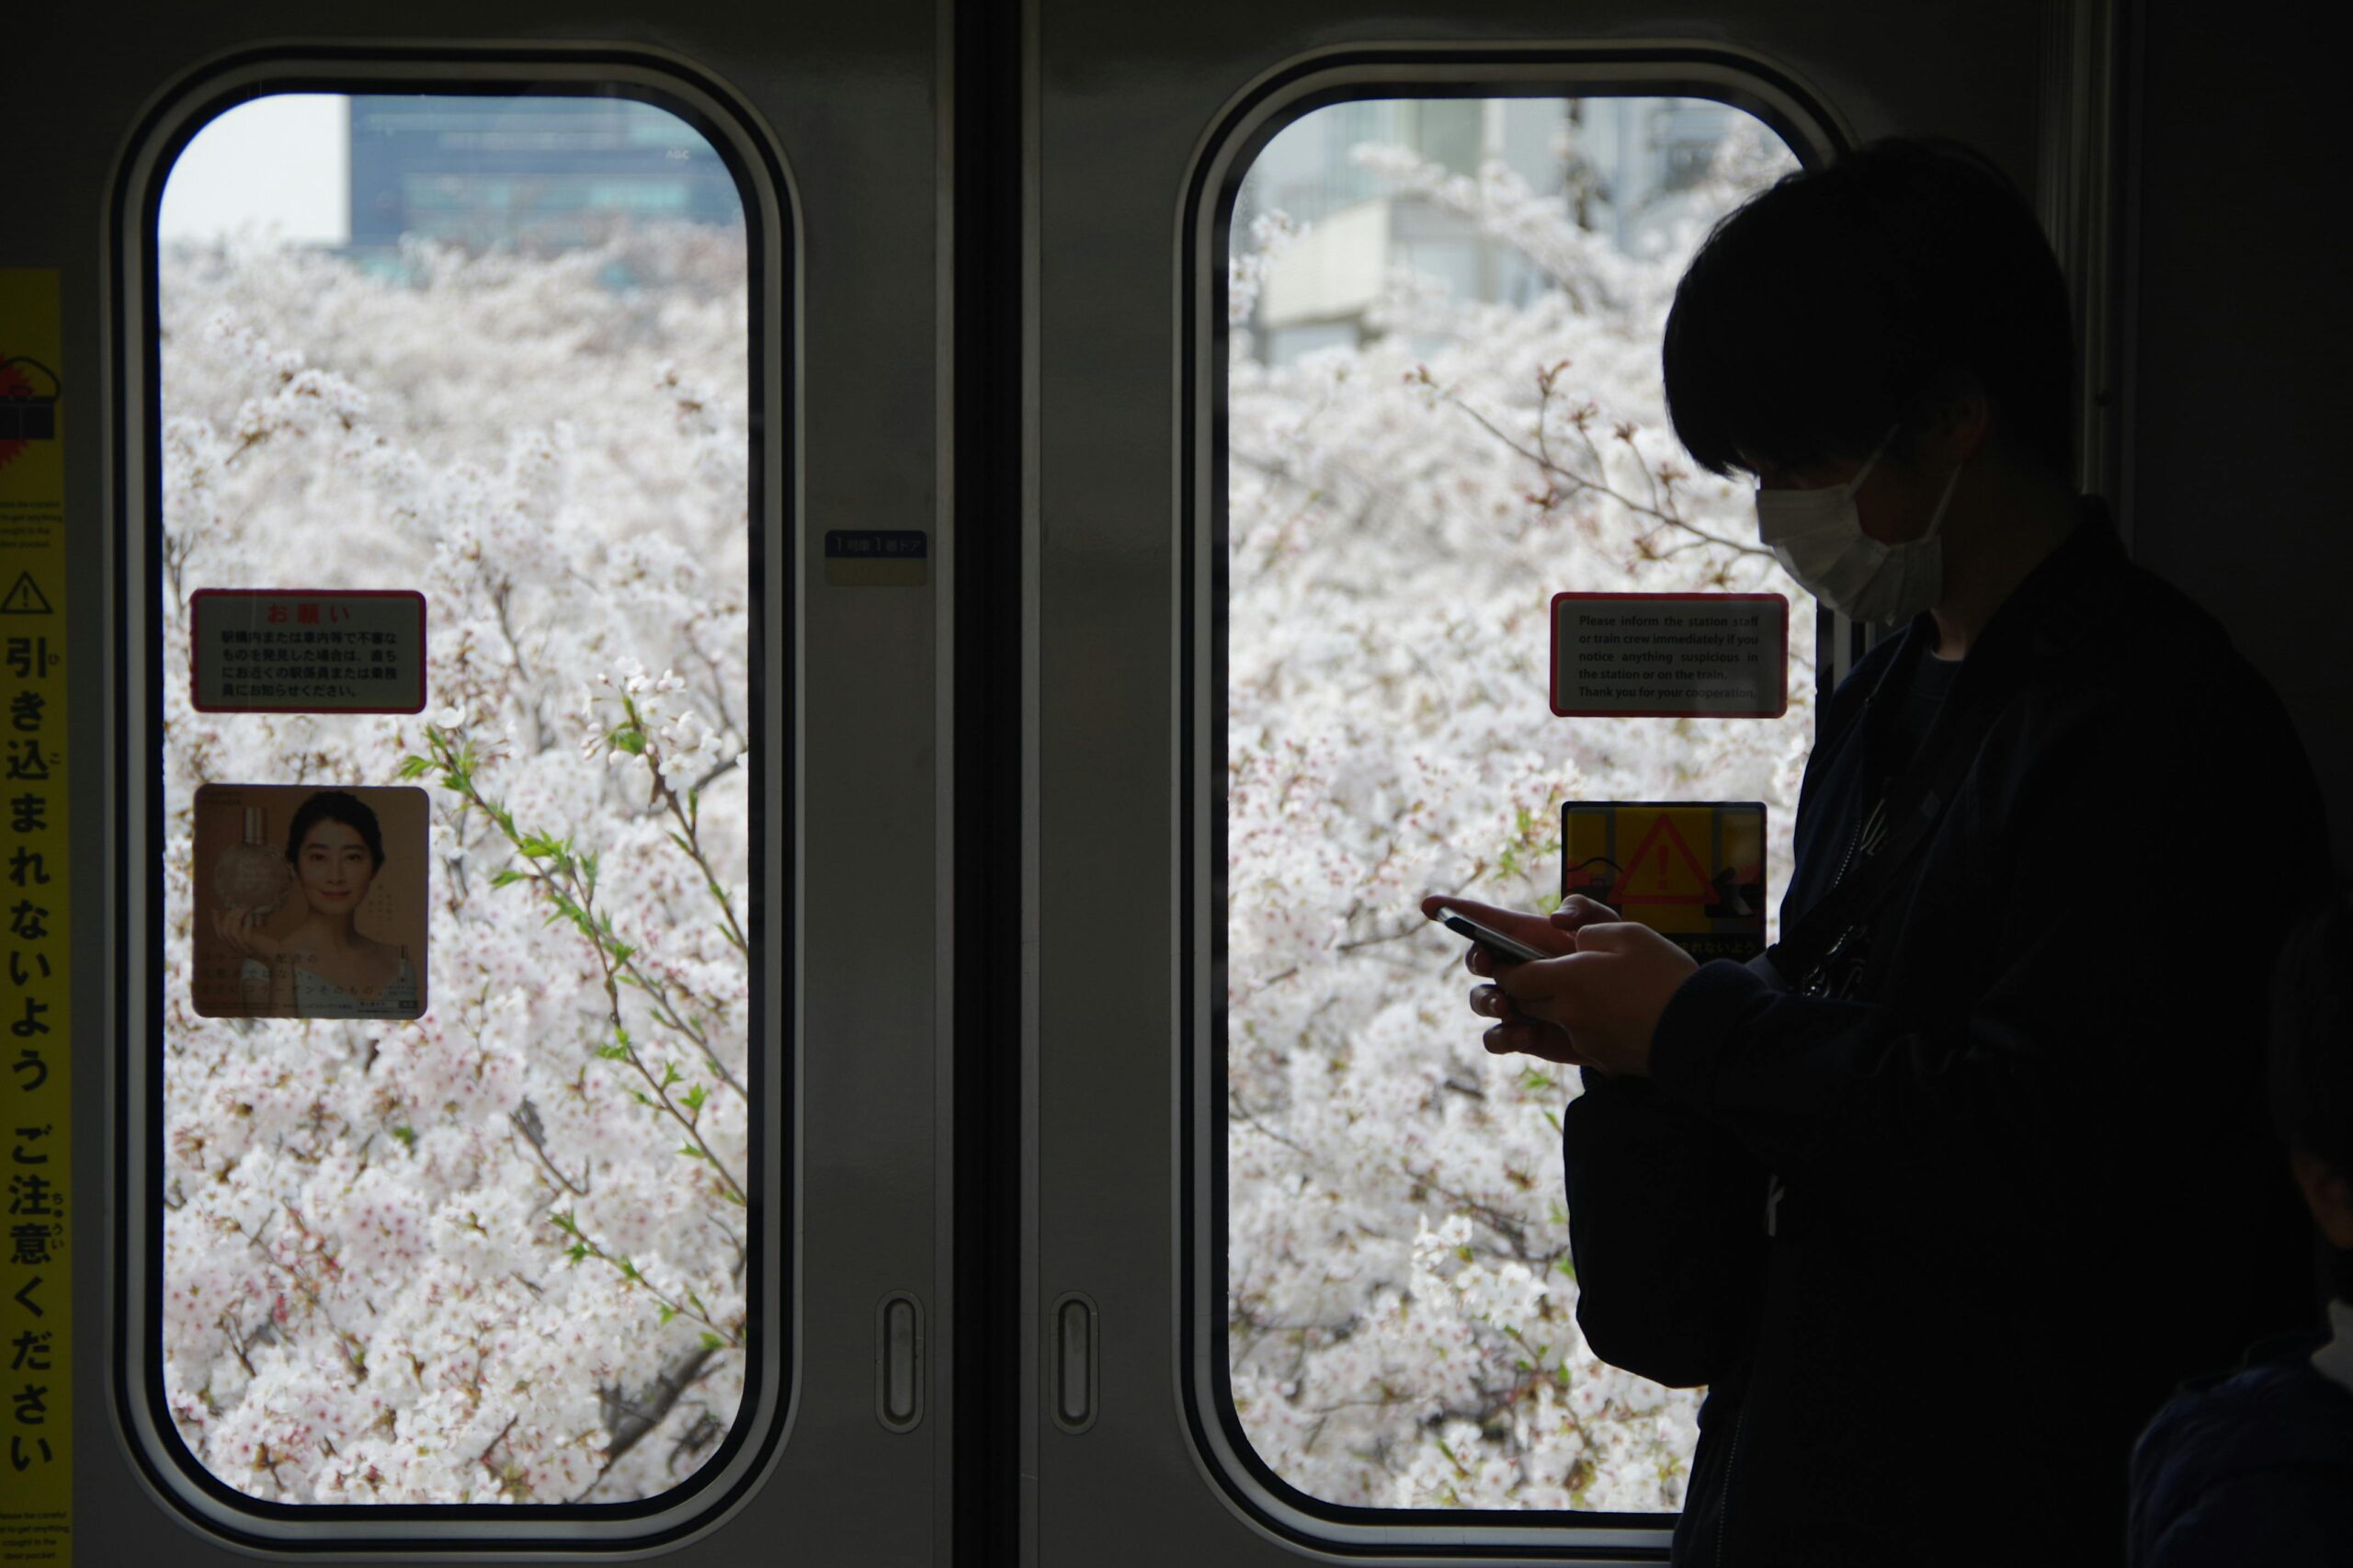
1561,507,2330,1566
2126,1325,2353,1566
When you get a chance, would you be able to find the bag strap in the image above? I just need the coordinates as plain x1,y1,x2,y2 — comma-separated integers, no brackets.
1762,695,2006,992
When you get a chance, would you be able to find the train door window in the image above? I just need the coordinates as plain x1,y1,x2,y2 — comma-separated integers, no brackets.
121,62,783,1545
1218,87,1816,1516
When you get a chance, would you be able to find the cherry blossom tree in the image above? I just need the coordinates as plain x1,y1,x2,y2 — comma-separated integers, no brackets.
158,226,751,1504
1224,115,1805,1509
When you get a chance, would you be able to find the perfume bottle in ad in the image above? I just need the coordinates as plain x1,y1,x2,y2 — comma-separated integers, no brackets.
212,804,292,915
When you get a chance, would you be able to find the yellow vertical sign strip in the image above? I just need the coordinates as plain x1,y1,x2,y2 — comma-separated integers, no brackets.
0,269,72,1565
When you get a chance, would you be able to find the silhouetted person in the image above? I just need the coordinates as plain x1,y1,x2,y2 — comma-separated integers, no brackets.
1424,137,2329,1565
2126,891,2353,1563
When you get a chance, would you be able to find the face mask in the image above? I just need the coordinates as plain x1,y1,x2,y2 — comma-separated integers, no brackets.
1753,426,1964,625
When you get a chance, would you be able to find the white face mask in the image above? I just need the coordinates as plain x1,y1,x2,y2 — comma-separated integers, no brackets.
1753,426,1964,625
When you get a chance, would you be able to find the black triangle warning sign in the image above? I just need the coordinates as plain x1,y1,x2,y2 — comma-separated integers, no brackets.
0,571,52,615
1614,812,1715,907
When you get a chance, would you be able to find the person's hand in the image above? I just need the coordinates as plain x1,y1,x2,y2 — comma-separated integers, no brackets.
211,906,290,962
1491,917,1699,1079
1420,893,1622,1069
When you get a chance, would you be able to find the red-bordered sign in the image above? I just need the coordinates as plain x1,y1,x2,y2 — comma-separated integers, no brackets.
1549,591,1789,719
189,589,428,715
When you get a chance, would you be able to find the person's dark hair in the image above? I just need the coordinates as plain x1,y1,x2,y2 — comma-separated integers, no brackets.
286,790,385,871
2268,888,2353,1296
1662,134,2075,483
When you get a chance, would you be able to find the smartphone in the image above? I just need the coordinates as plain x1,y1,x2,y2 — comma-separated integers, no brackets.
1431,908,1551,965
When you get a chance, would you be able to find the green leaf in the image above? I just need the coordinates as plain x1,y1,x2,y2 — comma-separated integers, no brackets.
519,833,564,859
611,726,646,756
548,1210,578,1233
489,869,525,889
717,1187,746,1207
565,1243,589,1266
660,1062,682,1089
678,1144,705,1160
699,1333,725,1351
596,1044,631,1061
680,1084,708,1115
389,1125,415,1149
395,756,433,780
657,1304,677,1325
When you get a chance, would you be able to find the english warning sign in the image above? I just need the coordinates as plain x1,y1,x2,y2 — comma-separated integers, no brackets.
1550,592,1787,718
1562,801,1768,962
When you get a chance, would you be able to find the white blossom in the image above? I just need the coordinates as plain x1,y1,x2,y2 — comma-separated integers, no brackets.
1225,123,1805,1510
159,225,750,1505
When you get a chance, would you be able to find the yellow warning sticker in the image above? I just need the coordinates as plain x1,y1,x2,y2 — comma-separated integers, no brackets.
1563,801,1767,963
0,267,72,1566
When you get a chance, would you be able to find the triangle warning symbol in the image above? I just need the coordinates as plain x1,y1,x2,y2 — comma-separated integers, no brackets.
1614,812,1714,906
0,572,52,615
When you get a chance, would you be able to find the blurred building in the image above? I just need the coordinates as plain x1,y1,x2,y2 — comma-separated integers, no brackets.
1234,97,1746,364
347,96,742,256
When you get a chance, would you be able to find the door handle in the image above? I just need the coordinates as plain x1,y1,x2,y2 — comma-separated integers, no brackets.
875,1291,924,1432
1051,1290,1097,1433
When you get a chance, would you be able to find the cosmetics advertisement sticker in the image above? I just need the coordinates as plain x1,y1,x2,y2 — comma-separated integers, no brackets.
1563,801,1768,962
1550,592,1788,718
191,784,429,1020
189,589,427,713
0,267,72,1566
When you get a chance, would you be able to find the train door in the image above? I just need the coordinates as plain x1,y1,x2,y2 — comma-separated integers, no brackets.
6,2,953,1562
1024,1,2123,1562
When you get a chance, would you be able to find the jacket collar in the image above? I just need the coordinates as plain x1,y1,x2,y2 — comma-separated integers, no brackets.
1866,496,2124,710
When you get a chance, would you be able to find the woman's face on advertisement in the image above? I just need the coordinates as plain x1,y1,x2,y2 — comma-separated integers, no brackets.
295,821,377,915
